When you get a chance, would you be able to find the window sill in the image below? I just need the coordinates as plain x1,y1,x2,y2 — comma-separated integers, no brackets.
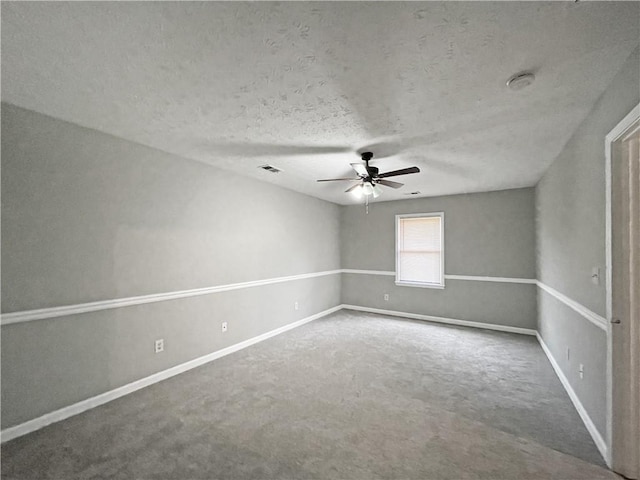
395,281,445,289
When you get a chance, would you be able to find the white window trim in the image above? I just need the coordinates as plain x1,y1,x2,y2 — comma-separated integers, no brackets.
395,212,445,289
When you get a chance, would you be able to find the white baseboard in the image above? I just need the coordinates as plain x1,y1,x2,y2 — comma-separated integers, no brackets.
0,305,342,443
348,305,609,462
341,304,537,336
2,302,604,465
536,332,608,462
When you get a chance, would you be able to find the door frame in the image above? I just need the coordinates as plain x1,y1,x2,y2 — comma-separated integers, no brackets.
605,102,640,471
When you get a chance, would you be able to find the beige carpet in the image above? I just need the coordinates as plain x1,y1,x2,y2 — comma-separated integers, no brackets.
1,310,616,479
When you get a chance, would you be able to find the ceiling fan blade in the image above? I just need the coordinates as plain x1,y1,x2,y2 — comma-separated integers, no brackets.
202,142,351,157
377,179,404,189
350,163,368,177
345,183,362,193
316,178,360,182
377,166,420,178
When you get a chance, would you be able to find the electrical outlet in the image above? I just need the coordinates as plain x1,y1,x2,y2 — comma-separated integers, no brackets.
579,363,584,379
591,267,600,285
294,302,299,311
384,294,389,301
566,348,570,361
154,339,164,354
221,322,228,333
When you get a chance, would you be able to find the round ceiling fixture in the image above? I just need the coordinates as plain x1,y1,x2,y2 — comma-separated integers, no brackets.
506,71,535,91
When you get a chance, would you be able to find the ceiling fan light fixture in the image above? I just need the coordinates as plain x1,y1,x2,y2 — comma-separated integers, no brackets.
351,184,364,198
362,183,374,196
372,184,383,198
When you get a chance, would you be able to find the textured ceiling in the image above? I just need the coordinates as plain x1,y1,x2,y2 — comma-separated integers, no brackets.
2,2,639,205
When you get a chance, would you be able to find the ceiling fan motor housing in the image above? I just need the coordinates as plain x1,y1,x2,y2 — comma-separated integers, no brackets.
361,152,378,179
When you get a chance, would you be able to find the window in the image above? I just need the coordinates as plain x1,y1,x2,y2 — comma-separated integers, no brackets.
395,213,444,288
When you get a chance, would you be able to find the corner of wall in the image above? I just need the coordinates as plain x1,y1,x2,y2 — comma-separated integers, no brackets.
533,44,640,461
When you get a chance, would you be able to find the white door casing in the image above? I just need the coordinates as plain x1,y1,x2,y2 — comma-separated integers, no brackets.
606,103,640,477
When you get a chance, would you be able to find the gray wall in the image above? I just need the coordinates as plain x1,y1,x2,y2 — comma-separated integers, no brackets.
536,48,640,436
1,104,342,428
341,188,537,329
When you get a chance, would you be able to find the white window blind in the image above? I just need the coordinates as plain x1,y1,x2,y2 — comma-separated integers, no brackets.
396,213,444,287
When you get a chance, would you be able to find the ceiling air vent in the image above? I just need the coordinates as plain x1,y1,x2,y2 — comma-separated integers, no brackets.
258,164,281,173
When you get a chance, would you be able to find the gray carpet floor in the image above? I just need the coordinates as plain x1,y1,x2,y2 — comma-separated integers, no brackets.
1,310,615,479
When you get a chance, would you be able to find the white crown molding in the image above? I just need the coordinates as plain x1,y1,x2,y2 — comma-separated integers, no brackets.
536,281,607,331
1,270,342,325
0,305,343,443
342,304,537,336
536,332,608,463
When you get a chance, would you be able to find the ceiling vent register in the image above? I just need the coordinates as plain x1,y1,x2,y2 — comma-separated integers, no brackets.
259,165,281,173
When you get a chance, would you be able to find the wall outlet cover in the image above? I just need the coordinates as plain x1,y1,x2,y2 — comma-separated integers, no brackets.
154,339,164,353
